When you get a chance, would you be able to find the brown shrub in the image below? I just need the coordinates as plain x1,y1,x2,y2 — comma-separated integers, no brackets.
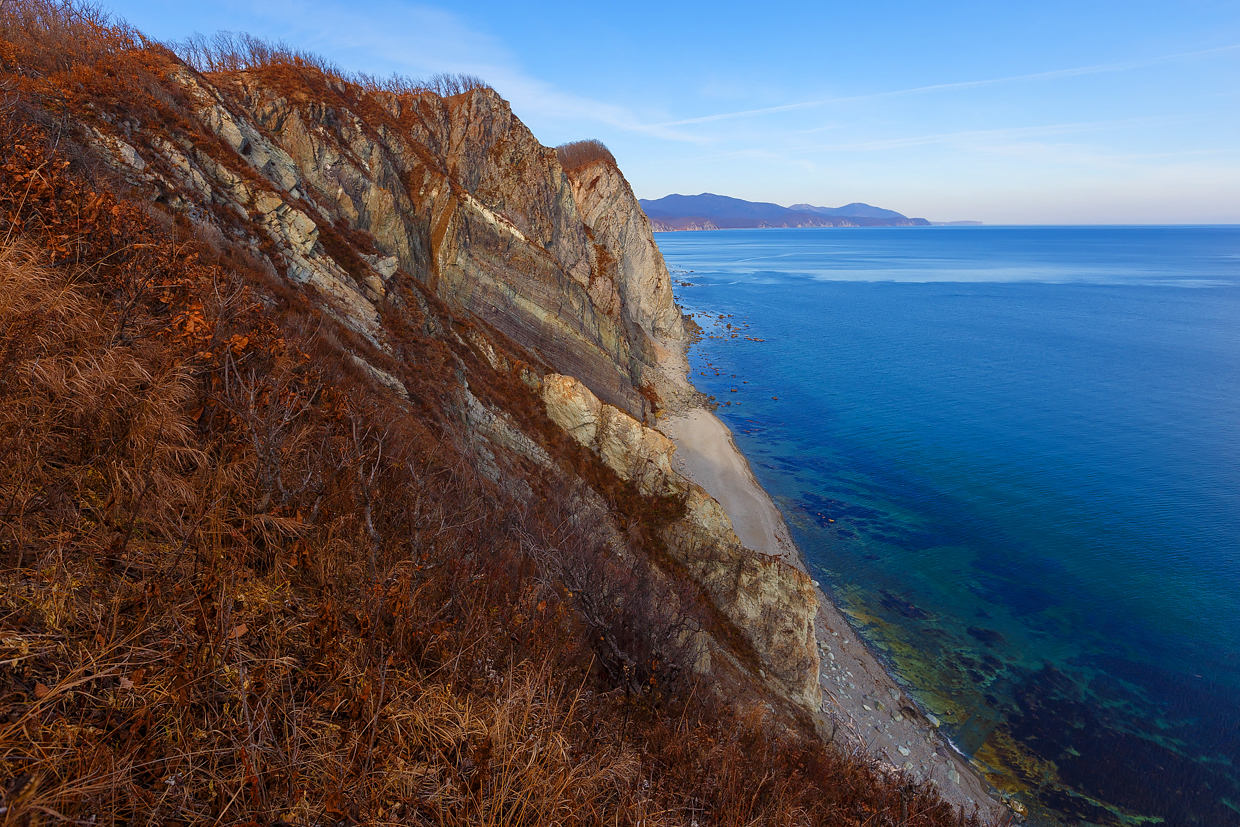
175,30,489,99
556,139,618,172
0,0,137,73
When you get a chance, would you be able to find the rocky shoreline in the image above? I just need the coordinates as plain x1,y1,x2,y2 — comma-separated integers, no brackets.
658,407,1013,824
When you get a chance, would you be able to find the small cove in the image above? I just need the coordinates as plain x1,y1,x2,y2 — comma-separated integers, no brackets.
660,226,1240,827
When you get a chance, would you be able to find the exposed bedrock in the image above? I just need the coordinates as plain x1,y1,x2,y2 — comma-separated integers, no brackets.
542,375,822,710
88,63,817,713
182,73,687,420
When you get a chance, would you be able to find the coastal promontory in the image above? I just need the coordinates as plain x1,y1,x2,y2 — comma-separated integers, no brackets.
0,4,1001,824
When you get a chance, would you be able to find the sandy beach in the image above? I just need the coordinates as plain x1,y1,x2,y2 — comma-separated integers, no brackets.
658,409,802,568
658,408,1010,824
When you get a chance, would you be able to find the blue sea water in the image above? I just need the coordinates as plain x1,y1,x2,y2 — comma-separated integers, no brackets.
657,226,1240,827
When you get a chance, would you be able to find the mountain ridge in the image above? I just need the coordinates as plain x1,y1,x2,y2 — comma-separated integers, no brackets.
790,201,908,220
639,192,931,230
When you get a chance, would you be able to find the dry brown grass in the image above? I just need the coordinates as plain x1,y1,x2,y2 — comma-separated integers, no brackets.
556,139,618,172
0,3,996,824
175,30,489,99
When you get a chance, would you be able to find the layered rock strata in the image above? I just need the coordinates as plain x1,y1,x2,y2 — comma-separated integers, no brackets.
542,375,821,710
144,68,688,422
84,60,820,714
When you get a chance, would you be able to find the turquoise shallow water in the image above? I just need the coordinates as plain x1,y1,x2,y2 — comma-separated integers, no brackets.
657,226,1240,827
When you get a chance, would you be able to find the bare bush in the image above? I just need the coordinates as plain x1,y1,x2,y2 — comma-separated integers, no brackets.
0,0,137,72
515,486,706,696
424,72,489,97
174,31,490,99
556,139,617,172
176,30,342,76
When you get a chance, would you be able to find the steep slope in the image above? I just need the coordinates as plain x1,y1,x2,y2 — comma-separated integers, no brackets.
106,53,820,703
66,46,824,704
0,4,988,825
121,64,688,422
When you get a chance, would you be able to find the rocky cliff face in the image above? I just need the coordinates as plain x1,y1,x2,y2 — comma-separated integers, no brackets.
561,162,695,412
121,66,688,422
81,58,818,713
542,375,821,709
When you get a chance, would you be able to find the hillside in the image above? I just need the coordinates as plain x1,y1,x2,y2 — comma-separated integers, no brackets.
789,203,909,220
0,3,990,824
639,193,931,231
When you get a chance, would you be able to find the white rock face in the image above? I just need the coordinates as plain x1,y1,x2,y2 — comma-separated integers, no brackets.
542,374,605,445
564,161,683,340
542,374,679,497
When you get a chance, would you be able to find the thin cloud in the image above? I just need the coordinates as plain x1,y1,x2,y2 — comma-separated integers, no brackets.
657,43,1240,127
800,118,1166,153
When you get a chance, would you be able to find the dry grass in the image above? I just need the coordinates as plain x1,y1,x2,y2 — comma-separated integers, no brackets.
556,139,618,172
0,2,997,824
175,30,489,99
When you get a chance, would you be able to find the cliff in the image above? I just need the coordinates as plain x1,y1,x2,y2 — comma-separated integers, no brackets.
68,52,821,706
109,65,682,422
0,6,983,825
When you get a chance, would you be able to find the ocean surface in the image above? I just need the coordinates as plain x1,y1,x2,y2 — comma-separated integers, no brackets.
657,226,1240,827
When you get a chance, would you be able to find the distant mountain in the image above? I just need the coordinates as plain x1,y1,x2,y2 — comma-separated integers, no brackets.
789,202,908,220
638,193,931,231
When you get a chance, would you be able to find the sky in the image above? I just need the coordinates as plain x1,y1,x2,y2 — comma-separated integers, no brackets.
104,0,1239,224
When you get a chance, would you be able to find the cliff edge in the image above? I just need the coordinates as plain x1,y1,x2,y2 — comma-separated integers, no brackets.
0,6,997,823
77,56,821,712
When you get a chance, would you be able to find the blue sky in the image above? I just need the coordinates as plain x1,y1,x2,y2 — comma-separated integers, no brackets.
106,1,1238,224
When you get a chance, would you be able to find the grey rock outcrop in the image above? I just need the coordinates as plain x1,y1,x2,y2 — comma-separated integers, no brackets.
541,374,821,710
563,161,695,412
203,74,683,421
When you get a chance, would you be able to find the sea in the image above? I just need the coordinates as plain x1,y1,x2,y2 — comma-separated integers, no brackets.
656,226,1240,827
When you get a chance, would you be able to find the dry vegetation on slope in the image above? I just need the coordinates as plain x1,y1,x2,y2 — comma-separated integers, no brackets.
0,3,988,824
555,141,618,173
